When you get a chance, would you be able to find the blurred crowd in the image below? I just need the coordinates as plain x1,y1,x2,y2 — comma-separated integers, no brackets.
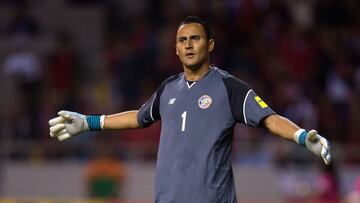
0,0,359,164
0,0,359,201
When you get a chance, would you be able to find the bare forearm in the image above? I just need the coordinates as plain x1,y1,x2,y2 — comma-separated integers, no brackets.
103,110,141,130
263,114,300,141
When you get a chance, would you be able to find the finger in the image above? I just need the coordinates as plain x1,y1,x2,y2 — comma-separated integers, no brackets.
58,111,71,119
49,116,65,126
53,129,67,137
323,153,331,165
321,146,331,165
307,130,318,142
320,137,329,148
50,131,65,138
57,133,71,141
50,123,65,134
321,147,328,159
326,154,332,165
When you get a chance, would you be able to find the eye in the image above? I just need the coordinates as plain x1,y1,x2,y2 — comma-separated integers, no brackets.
178,38,186,43
192,36,200,41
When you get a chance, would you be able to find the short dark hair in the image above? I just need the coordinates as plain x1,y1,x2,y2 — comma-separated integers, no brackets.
178,16,211,40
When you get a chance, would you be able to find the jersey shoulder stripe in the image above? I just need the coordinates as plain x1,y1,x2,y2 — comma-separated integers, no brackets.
216,68,252,123
151,73,181,120
242,89,253,124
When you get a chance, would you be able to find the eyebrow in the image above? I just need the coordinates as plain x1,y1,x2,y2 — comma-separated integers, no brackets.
177,35,201,40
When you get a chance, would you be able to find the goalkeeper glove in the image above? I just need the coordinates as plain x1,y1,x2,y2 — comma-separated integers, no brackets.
294,129,331,165
49,110,105,141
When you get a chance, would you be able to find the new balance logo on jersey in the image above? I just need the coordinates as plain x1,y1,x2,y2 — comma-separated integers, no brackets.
168,98,176,105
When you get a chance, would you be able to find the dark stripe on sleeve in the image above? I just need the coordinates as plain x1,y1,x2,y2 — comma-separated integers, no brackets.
222,76,251,123
151,74,180,120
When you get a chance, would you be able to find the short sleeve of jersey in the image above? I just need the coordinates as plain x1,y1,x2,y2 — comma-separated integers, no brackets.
222,76,276,127
137,91,159,128
137,74,179,128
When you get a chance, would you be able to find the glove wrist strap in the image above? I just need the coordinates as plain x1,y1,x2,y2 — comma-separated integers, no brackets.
86,115,102,131
294,129,307,147
100,115,105,130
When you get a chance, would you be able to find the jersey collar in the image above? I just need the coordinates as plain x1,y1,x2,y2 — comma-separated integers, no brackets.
182,66,215,89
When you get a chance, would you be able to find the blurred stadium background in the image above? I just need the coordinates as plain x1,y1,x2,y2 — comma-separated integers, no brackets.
0,0,359,202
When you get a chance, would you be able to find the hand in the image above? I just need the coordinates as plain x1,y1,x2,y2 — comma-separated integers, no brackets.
305,130,331,165
49,110,89,141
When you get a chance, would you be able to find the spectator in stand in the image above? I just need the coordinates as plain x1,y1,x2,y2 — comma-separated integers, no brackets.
2,34,42,139
46,32,78,93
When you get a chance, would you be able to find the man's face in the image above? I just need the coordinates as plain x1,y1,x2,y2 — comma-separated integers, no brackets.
176,23,214,70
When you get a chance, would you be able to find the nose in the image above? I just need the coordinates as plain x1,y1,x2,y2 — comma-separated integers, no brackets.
185,40,193,49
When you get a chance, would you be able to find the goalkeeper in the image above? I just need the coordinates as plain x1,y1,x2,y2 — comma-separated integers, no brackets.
49,16,331,203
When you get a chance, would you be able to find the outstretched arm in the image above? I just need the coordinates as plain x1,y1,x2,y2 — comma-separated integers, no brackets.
263,114,300,141
263,114,331,165
103,110,140,130
49,110,141,141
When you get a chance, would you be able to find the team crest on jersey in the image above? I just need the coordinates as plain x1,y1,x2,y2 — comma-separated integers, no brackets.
198,95,212,109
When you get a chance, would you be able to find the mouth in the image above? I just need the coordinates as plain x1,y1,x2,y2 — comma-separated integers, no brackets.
185,53,195,58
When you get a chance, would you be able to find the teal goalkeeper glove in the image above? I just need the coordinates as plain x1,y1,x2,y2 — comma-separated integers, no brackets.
49,110,104,141
294,129,331,165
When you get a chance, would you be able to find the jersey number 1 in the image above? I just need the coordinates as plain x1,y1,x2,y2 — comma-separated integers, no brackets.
181,111,187,132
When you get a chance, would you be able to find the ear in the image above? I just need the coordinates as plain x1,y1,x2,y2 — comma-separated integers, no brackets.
208,39,215,52
176,45,179,56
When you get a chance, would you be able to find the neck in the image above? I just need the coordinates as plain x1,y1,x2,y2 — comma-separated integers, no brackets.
183,63,210,81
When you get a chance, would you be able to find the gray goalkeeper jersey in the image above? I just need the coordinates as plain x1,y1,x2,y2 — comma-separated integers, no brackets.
137,67,275,203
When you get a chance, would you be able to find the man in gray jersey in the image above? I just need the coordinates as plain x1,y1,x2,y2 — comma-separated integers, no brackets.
49,16,331,203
